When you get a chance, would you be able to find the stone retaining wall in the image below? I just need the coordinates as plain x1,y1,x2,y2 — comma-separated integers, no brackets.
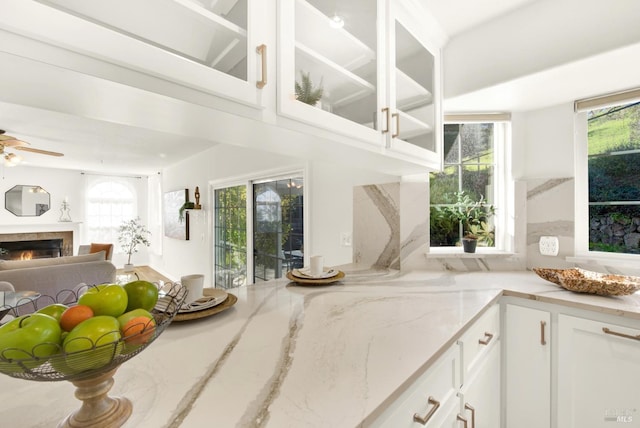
589,214,640,253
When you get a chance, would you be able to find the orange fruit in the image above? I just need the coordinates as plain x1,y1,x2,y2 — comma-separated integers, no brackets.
122,316,156,345
59,305,94,332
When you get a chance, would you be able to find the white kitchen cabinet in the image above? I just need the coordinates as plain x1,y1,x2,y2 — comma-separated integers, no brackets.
385,0,442,168
503,303,551,428
369,343,461,427
277,0,445,170
458,342,501,428
557,314,640,428
457,304,501,428
370,304,501,428
0,0,272,108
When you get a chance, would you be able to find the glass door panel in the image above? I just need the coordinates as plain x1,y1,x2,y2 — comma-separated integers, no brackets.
293,0,378,129
214,185,247,289
253,176,304,282
394,20,435,151
38,0,249,81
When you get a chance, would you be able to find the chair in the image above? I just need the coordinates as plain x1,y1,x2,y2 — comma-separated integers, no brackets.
0,281,14,292
78,243,114,261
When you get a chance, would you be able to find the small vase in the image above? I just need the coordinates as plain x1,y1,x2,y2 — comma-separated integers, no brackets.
123,263,134,272
462,238,477,253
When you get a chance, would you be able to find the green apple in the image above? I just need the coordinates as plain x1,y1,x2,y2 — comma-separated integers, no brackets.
123,280,159,312
0,313,62,372
78,284,128,318
63,315,122,372
117,308,154,330
36,303,69,322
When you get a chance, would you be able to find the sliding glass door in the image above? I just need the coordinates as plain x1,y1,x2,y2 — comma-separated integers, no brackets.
253,176,304,282
214,185,247,289
213,173,304,287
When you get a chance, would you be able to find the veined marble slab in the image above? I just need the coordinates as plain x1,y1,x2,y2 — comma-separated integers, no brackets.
0,271,638,427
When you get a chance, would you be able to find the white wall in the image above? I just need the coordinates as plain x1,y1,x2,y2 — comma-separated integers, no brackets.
159,143,397,284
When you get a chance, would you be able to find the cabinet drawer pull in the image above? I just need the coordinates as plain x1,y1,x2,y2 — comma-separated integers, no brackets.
412,396,440,425
457,414,468,428
392,112,400,138
541,320,547,345
256,44,267,89
478,332,494,345
603,327,640,341
381,107,390,133
464,403,476,428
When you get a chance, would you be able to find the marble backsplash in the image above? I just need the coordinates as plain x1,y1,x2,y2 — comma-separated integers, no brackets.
352,178,585,273
352,182,428,272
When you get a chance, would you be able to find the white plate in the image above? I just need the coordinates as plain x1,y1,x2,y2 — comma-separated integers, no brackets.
292,268,339,280
178,288,228,313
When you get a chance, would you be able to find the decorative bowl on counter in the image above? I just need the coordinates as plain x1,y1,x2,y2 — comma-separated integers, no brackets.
0,281,186,428
534,267,640,296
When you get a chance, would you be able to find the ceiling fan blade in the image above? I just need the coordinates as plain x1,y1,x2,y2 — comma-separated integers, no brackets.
14,146,64,157
0,136,29,147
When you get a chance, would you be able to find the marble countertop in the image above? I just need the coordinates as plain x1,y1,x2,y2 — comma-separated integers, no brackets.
1,270,639,427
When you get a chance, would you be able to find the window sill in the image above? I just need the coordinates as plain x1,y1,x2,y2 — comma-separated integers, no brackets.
426,248,515,258
567,255,640,269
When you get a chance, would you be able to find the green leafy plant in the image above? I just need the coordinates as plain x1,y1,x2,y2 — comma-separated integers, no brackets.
295,71,324,106
178,201,195,222
431,191,496,246
118,217,151,265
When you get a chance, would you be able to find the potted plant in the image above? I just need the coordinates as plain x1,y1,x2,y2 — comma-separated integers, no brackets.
118,217,151,272
295,70,324,106
432,191,495,253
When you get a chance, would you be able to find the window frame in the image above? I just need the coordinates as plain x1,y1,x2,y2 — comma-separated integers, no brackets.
429,114,512,253
210,166,308,286
574,89,640,263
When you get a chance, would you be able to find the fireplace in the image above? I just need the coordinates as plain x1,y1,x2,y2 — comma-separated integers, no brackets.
0,239,63,260
0,231,73,259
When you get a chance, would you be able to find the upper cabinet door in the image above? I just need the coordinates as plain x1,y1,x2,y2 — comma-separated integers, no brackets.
278,0,385,147
0,0,270,107
386,1,444,168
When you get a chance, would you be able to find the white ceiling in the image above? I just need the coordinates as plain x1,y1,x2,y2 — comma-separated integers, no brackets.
0,0,637,175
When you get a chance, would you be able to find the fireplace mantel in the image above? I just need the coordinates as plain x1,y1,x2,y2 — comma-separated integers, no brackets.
0,223,83,255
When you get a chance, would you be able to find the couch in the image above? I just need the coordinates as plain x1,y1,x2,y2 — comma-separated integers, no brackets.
0,252,116,300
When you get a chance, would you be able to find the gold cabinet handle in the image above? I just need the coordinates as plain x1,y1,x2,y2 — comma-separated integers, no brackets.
541,321,547,345
603,327,640,341
457,414,468,428
464,403,476,428
413,396,440,425
392,112,400,138
478,332,494,345
256,44,267,89
381,107,390,133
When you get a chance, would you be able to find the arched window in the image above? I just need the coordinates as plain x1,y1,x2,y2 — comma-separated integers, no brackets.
86,179,137,251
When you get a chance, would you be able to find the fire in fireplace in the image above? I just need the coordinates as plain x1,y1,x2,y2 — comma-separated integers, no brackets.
0,239,63,260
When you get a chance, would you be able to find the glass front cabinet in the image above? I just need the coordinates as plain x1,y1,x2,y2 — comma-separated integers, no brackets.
278,0,445,170
2,0,271,108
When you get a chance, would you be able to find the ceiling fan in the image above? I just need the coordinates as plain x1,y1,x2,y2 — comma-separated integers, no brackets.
0,129,64,166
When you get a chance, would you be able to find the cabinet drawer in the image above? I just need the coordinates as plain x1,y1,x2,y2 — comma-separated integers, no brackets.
370,344,460,427
459,304,500,382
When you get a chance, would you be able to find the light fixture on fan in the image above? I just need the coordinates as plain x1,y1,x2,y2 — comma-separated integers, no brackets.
0,129,64,167
4,152,22,167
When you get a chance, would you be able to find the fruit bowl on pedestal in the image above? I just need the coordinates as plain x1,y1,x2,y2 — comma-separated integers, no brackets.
0,281,186,428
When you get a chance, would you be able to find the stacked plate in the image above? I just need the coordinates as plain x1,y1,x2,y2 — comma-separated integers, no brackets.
286,267,345,285
155,285,237,321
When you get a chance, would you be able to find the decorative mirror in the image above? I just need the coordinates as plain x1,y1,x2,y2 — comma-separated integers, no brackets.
5,185,50,216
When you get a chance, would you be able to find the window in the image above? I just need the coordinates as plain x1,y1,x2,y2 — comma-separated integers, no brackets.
429,116,509,250
85,177,138,251
576,90,640,255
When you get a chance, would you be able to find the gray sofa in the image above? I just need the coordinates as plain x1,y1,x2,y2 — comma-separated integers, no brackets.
0,252,116,300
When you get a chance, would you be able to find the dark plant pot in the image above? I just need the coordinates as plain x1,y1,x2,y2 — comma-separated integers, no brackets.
462,238,477,253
